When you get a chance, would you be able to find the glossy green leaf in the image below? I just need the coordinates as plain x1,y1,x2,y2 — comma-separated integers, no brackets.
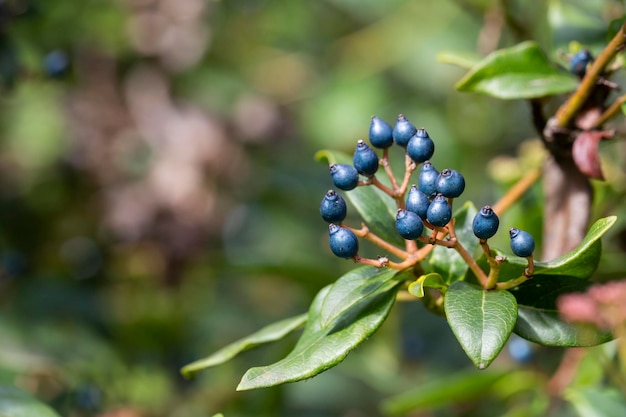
427,202,478,284
237,266,406,390
181,313,307,379
407,273,447,298
381,369,506,415
0,385,61,417
564,387,626,417
511,275,612,346
316,150,404,246
444,281,517,369
456,41,578,99
476,216,616,284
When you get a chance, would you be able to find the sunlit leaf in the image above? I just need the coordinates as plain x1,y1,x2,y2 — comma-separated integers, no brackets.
181,313,308,379
511,275,611,346
0,384,61,417
237,267,408,390
381,369,506,415
444,281,517,369
316,150,403,246
408,273,446,298
456,41,578,99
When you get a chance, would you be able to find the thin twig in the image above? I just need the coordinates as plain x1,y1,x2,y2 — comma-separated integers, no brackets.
492,167,541,216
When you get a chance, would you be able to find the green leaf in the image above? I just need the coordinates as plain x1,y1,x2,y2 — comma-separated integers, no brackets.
237,266,406,390
316,150,404,246
477,216,617,284
380,369,506,415
0,384,61,417
456,41,578,99
427,202,478,284
408,273,447,298
564,387,626,417
511,275,612,346
180,313,308,379
444,281,517,369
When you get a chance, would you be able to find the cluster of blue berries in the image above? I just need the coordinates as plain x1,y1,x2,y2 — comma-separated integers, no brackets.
320,114,536,265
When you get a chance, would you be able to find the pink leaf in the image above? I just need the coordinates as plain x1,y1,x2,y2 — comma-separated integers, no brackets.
572,131,612,180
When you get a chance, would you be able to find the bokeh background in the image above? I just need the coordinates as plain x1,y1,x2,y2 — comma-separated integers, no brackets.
0,0,624,416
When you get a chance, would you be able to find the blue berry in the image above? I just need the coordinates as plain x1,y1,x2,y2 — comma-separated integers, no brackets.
472,206,499,240
43,50,70,77
392,114,417,147
436,168,465,198
369,116,393,149
330,164,359,191
407,128,435,164
320,190,347,223
426,194,452,227
405,185,429,219
418,161,439,197
509,228,535,257
328,223,359,258
395,209,424,240
570,49,594,78
353,140,379,177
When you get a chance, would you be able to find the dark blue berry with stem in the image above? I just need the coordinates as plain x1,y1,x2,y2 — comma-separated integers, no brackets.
392,114,417,147
419,161,439,197
395,209,424,240
320,190,347,224
426,194,452,227
436,168,465,198
509,228,535,257
328,224,359,258
472,206,499,240
407,128,435,164
353,140,379,176
330,164,359,191
570,49,594,78
369,116,394,149
405,185,430,219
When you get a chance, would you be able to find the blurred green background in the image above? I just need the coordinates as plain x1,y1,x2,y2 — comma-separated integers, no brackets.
0,0,624,416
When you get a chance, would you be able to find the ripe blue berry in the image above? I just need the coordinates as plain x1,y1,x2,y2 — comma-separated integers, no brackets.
509,228,535,257
320,190,347,223
418,161,439,197
570,49,594,78
328,223,359,258
392,114,417,147
330,164,359,191
405,185,429,219
436,168,465,198
395,209,424,240
353,140,379,176
369,116,393,149
407,128,435,164
426,194,452,227
472,206,499,240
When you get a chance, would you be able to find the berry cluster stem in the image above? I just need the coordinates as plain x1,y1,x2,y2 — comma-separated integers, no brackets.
350,223,409,259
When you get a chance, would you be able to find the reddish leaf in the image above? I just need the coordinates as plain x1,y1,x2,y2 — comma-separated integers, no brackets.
572,131,612,180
